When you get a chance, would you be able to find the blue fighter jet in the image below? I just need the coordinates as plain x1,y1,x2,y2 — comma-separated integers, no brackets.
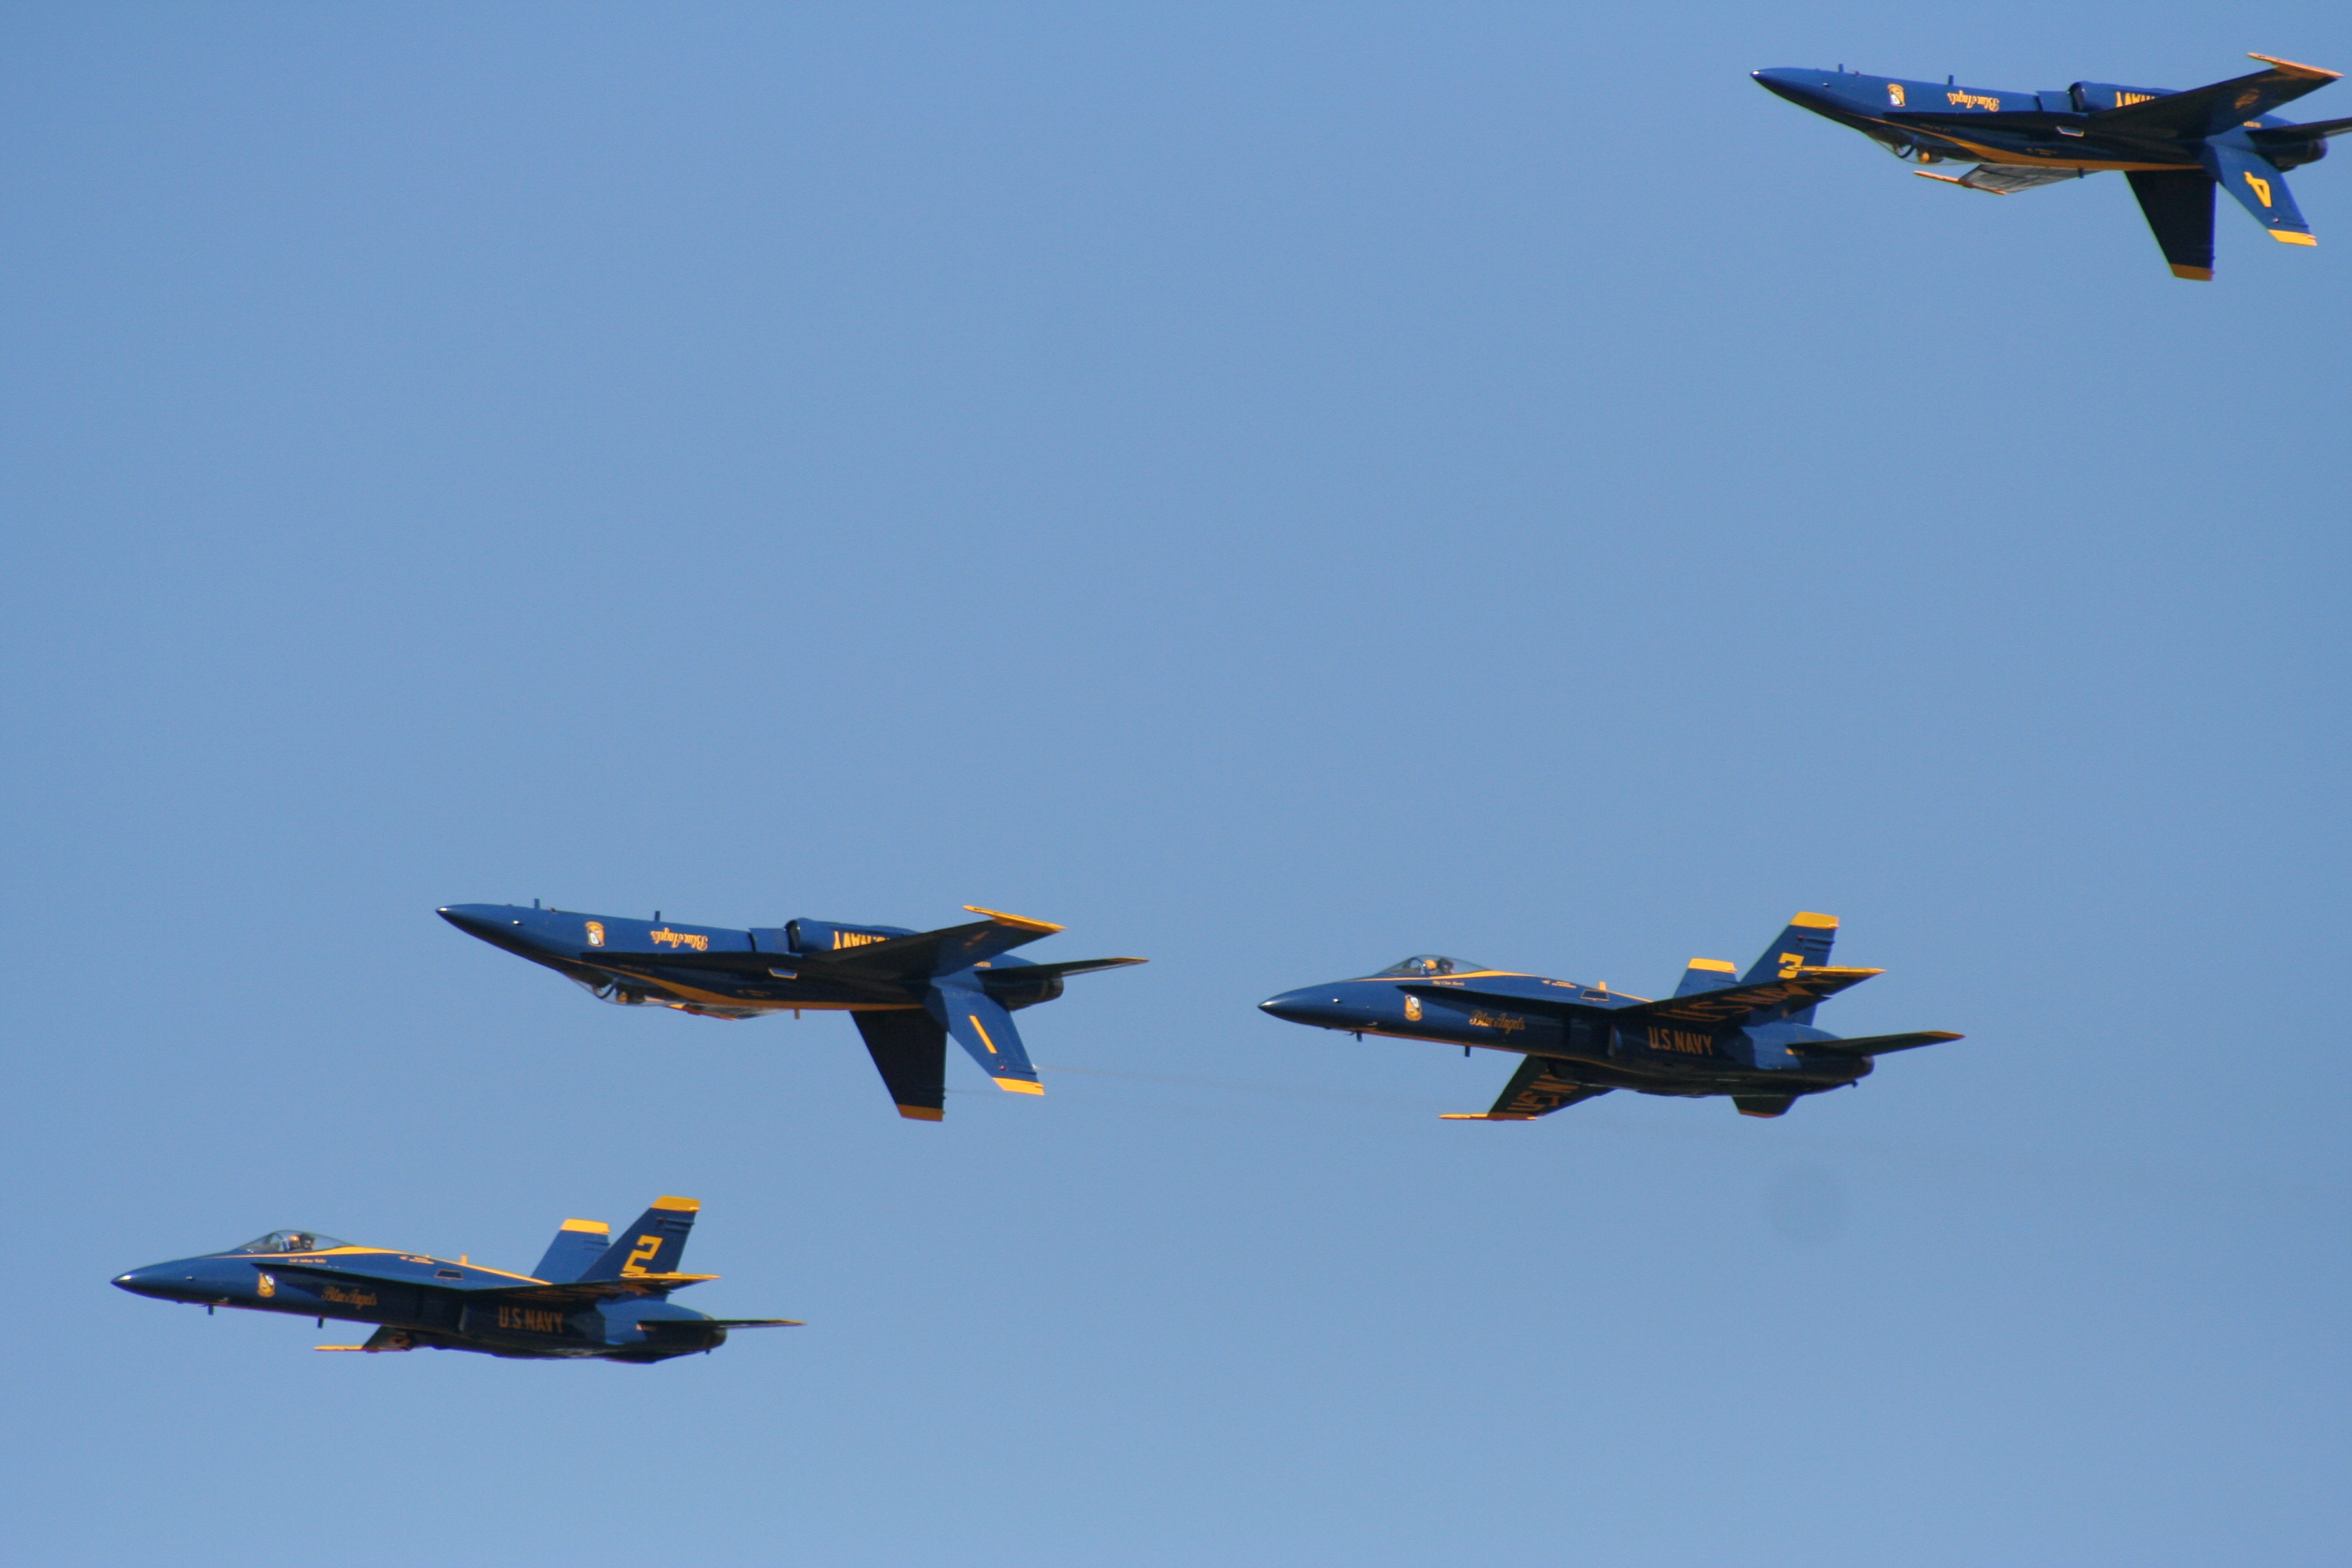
112,1196,800,1361
1754,53,2347,278
440,902,1144,1120
1260,914,1958,1120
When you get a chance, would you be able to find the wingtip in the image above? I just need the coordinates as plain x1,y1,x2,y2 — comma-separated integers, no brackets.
896,1105,945,1122
2249,53,2342,81
995,1077,1046,1096
963,905,1065,934
2170,264,2215,280
2272,230,2318,246
1439,1112,1535,1121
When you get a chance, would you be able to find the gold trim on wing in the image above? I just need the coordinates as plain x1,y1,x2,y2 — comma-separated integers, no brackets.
964,905,1065,933
2248,53,2342,81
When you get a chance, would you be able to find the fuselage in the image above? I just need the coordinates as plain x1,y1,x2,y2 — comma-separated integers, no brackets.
113,1237,730,1362
438,904,1066,1020
1753,67,2332,174
1259,966,1871,1100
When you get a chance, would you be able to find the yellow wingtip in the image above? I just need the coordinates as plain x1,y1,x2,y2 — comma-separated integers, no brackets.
964,905,1064,933
2170,264,2215,280
996,1077,1046,1096
2272,230,2318,246
2248,53,2342,81
896,1105,945,1122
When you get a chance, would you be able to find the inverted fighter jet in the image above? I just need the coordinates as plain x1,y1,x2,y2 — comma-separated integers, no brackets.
440,902,1144,1120
112,1196,799,1361
1259,914,1957,1121
1754,53,2347,278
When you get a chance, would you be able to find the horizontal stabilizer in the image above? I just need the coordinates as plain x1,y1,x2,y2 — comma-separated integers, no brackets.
1441,1056,1611,1121
996,956,1148,981
2253,116,2352,146
1800,1030,1962,1056
693,1318,805,1328
1916,163,2085,194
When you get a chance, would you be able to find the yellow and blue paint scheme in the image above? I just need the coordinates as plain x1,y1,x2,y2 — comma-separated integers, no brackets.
1259,914,1959,1121
112,1198,802,1362
440,902,1145,1120
1754,54,2347,278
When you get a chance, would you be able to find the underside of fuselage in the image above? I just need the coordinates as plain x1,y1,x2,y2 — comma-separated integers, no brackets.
1338,1019,1867,1100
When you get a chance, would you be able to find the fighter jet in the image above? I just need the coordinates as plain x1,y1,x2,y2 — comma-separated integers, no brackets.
1258,914,1957,1120
112,1196,799,1361
1754,53,2347,278
440,902,1145,1120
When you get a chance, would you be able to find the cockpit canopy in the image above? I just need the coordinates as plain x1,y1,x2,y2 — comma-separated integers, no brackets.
232,1230,349,1255
1372,954,1485,978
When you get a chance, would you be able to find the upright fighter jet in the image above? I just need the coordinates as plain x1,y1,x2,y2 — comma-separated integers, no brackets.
1754,53,2347,277
113,1197,798,1362
441,902,1144,1120
1260,914,1957,1121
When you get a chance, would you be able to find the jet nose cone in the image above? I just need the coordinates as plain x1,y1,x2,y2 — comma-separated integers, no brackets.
1258,988,1327,1025
114,1267,167,1297
1752,68,1831,107
438,906,493,936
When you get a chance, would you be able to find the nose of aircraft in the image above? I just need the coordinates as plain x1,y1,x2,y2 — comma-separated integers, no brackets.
436,905,497,938
1751,68,1834,108
112,1265,177,1298
1258,987,1345,1026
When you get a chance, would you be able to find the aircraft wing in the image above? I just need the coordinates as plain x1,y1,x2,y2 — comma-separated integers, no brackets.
794,906,1066,986
2091,56,2340,143
1405,967,1881,1027
1916,163,2084,194
1629,967,1883,1024
268,1260,717,1303
1440,1056,1612,1120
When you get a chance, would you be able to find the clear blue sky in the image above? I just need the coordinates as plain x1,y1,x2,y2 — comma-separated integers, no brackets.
4,5,2346,1564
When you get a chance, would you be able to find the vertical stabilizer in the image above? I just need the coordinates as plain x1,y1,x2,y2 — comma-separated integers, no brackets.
1740,913,1838,983
532,1218,612,1283
582,1196,698,1281
2127,170,2218,278
1674,958,1740,997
